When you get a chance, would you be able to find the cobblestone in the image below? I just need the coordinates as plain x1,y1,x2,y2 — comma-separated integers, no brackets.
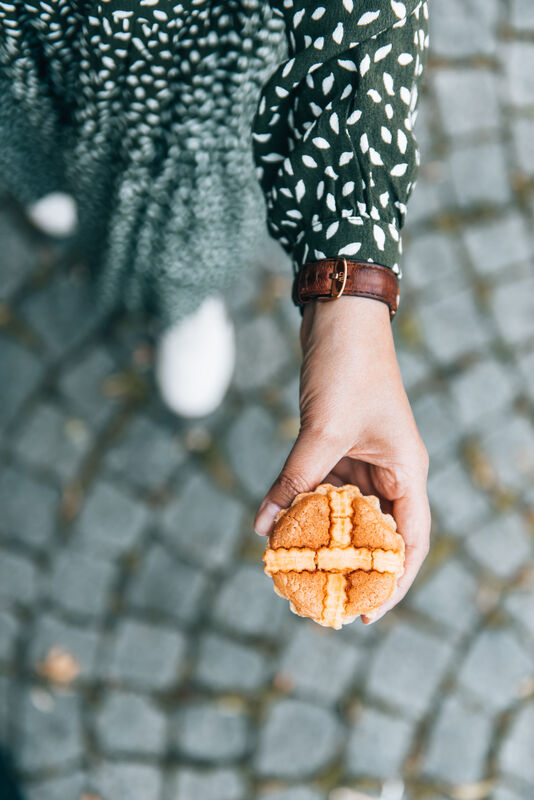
402,231,465,293
396,347,429,393
106,619,187,690
345,705,414,779
517,348,534,403
10,401,91,482
412,392,460,463
449,141,512,210
0,675,10,741
194,632,268,694
0,211,38,300
212,563,290,640
365,622,455,720
404,173,446,226
255,699,341,779
417,290,490,365
491,786,527,800
170,767,248,800
234,314,292,391
456,628,533,713
427,460,491,535
276,623,363,705
429,0,498,58
0,463,58,549
0,336,44,432
491,277,534,346
511,117,534,176
280,373,300,417
0,611,18,663
25,772,85,800
58,345,118,428
104,415,185,490
17,688,83,773
479,415,534,493
28,613,100,681
497,702,534,786
420,691,493,784
74,481,149,557
464,512,533,580
0,549,37,607
503,585,534,639
511,0,534,26
161,470,243,569
449,358,516,430
90,761,163,800
128,543,208,625
19,269,106,360
173,701,250,762
433,69,500,139
258,789,325,800
46,547,115,619
95,691,167,756
463,213,533,275
503,43,534,108
225,405,288,500
407,557,480,635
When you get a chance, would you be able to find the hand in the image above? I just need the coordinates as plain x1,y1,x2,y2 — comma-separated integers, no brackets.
253,295,431,625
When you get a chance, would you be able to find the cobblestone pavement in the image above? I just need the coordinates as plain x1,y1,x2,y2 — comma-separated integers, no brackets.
2,3,534,799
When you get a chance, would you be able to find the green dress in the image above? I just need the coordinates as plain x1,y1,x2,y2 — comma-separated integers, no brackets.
0,0,428,325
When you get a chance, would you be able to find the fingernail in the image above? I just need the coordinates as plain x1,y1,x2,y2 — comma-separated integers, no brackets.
254,501,281,536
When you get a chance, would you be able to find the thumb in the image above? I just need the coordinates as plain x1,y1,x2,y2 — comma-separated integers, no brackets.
254,427,345,536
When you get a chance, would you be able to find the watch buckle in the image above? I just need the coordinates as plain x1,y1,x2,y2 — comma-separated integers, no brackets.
316,257,348,301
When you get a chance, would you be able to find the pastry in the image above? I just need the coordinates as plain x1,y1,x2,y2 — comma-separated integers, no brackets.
262,483,405,629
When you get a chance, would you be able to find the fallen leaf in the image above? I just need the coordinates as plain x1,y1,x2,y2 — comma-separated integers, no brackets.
35,647,81,685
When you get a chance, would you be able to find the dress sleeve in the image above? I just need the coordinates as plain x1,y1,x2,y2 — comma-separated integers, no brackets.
251,0,430,280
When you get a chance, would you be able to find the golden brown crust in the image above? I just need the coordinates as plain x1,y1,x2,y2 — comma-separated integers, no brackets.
272,571,327,621
263,483,405,629
269,493,331,550
345,570,397,616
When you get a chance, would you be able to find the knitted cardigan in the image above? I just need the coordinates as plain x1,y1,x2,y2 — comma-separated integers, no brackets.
0,0,429,324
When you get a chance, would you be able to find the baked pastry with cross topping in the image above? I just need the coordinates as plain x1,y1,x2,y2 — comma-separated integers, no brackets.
262,483,405,629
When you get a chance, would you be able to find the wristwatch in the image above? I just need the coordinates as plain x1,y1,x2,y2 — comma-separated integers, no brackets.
292,258,400,319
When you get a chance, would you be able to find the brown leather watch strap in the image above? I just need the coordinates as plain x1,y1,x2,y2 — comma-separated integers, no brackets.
292,258,400,319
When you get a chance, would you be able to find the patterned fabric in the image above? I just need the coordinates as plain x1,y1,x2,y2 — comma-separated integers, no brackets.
254,0,429,277
0,0,428,325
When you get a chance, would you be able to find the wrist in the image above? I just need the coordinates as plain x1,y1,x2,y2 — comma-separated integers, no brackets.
300,296,396,367
302,295,391,328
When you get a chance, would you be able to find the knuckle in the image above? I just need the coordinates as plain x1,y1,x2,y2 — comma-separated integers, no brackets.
406,437,429,476
277,471,310,500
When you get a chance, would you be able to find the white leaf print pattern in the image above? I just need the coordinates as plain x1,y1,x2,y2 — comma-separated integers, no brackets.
333,22,344,44
391,0,406,18
357,10,380,25
339,242,362,256
247,0,429,282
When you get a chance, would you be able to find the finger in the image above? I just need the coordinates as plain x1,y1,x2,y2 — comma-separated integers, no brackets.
254,427,346,536
361,480,431,624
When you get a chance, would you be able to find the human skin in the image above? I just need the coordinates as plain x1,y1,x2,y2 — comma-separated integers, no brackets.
253,295,431,625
